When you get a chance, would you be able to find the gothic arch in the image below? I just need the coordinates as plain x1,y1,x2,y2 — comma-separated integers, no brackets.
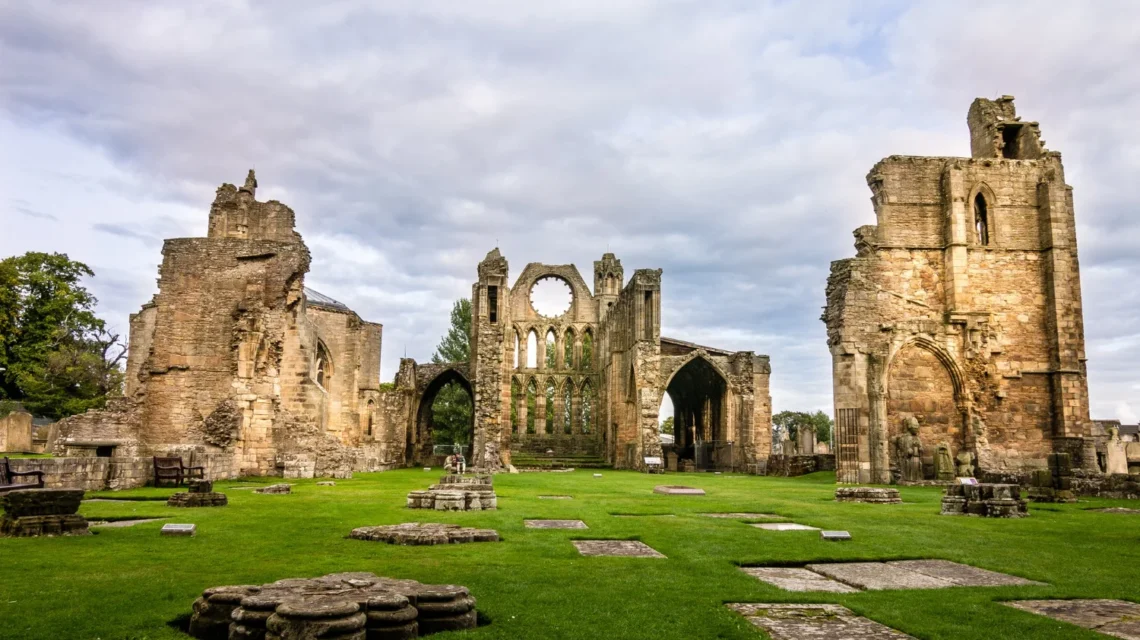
967,182,998,246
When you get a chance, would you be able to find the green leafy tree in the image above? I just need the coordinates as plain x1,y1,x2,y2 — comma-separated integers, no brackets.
0,252,126,419
659,416,674,435
429,299,473,446
772,410,833,448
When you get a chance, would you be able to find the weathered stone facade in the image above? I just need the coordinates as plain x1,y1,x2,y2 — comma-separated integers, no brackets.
824,96,1095,484
383,250,772,471
45,172,387,484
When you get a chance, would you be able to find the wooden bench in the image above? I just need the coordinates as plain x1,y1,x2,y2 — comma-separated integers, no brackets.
0,456,46,493
644,456,664,474
153,456,205,487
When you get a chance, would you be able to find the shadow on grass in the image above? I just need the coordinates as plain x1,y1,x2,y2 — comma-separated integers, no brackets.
165,613,192,637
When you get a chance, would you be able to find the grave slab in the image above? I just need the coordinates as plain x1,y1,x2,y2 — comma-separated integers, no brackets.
1091,507,1140,514
90,518,167,528
1006,600,1140,639
573,540,665,558
161,523,197,537
698,513,781,520
653,485,705,495
726,603,915,639
538,495,573,500
806,562,952,591
525,519,587,529
739,567,859,593
887,560,1044,587
753,523,819,531
821,530,852,541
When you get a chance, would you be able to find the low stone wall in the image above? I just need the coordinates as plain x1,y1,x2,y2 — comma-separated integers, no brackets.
765,454,836,477
8,453,241,491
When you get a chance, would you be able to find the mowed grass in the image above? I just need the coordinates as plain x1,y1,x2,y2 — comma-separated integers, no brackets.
1,469,1138,639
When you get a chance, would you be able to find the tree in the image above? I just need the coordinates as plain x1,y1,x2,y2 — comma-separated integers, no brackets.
659,416,674,436
0,252,125,419
429,299,473,447
772,410,834,448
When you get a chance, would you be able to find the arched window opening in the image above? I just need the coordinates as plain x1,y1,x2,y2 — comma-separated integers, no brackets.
580,381,593,434
581,330,593,370
564,328,575,369
366,399,375,436
526,330,538,368
513,331,520,369
510,378,521,434
658,394,674,447
314,342,332,390
974,192,990,246
545,329,557,369
544,378,556,434
526,378,540,433
562,379,573,434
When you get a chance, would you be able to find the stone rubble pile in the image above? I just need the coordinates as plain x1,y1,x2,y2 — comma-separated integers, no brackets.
0,488,90,537
941,483,1028,518
349,523,499,546
168,479,229,508
189,572,478,640
834,487,902,504
406,475,496,511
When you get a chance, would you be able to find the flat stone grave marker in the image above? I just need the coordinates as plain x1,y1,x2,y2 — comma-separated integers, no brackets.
653,485,705,496
821,530,852,541
593,473,603,477
726,603,915,639
1090,507,1140,514
1006,600,1140,640
573,540,665,558
739,567,859,593
753,523,819,531
538,495,573,500
90,518,167,528
161,523,197,537
887,560,1045,587
698,513,781,520
525,519,588,529
612,513,676,518
808,562,951,590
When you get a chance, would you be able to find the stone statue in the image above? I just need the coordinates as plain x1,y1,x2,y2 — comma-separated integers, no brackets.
955,451,975,478
934,444,954,481
892,417,924,483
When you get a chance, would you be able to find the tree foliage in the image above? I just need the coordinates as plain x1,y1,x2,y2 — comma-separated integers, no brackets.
772,410,833,447
659,416,674,435
429,299,473,446
0,252,126,420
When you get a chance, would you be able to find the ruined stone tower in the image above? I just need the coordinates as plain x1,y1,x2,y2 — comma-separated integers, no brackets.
824,96,1093,484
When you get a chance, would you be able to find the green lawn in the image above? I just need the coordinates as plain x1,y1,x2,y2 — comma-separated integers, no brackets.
1,469,1137,639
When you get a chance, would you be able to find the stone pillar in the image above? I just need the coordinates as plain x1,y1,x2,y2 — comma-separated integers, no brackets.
941,165,971,313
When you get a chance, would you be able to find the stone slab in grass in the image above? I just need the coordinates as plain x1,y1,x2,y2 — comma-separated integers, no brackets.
821,530,852,541
886,560,1045,587
90,518,167,528
698,512,781,519
653,485,705,495
253,484,292,494
573,540,665,558
807,562,953,591
612,513,676,518
160,523,196,537
753,523,819,531
727,603,915,639
739,567,859,593
1091,507,1140,514
350,523,499,545
525,519,587,529
538,495,573,500
1006,600,1140,640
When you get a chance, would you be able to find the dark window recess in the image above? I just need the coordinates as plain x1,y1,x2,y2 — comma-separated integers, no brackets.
95,446,114,458
1001,124,1022,159
488,286,498,323
974,193,990,246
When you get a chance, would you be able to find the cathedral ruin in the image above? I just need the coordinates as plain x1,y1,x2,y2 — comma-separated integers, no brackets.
824,96,1096,484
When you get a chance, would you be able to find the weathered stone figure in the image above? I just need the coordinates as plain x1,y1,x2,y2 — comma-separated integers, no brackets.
955,451,975,478
892,417,923,483
934,444,954,482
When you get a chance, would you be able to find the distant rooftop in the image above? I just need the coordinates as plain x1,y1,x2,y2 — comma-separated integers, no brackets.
304,287,351,312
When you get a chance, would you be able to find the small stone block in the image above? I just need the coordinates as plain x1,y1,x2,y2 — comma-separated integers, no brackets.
593,473,602,477
161,523,197,537
424,467,431,471
653,485,705,495
821,530,852,541
524,519,587,529
753,523,819,531
739,567,859,593
573,540,665,558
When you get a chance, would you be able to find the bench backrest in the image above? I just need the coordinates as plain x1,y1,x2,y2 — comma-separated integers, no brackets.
153,456,184,472
0,457,10,484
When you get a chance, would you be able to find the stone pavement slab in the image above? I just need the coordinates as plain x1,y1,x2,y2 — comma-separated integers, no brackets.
538,495,573,500
806,562,952,591
739,567,859,593
573,540,665,558
726,603,915,639
161,523,196,537
754,523,819,531
698,512,781,519
525,519,587,529
887,560,1044,587
1006,600,1140,640
653,485,705,495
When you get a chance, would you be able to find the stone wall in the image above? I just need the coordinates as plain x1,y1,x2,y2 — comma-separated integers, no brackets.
824,96,1095,485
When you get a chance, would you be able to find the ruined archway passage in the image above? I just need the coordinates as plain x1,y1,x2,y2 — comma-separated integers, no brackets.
664,357,727,470
410,369,473,465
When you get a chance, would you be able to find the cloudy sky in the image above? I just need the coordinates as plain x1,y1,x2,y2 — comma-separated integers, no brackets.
1,1,1137,423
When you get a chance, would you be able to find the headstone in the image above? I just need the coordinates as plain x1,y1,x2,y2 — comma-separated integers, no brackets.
161,523,197,537
821,530,852,541
1106,427,1129,475
796,425,816,455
